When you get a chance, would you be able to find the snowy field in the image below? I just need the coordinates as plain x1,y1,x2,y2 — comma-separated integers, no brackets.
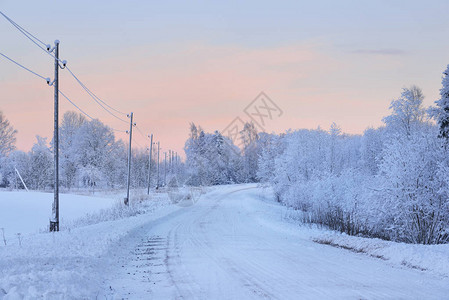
0,191,119,241
0,185,448,299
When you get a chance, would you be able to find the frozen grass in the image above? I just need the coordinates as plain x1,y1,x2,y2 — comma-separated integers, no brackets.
60,189,171,230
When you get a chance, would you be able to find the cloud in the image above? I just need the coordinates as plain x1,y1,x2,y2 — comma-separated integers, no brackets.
351,48,406,55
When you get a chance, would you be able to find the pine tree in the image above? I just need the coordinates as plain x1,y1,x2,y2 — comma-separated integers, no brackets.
435,65,449,140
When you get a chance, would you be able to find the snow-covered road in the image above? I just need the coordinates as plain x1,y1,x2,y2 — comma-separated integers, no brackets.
100,185,449,299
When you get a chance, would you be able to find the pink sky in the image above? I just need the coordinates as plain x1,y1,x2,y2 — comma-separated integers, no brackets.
2,1,449,157
1,40,445,157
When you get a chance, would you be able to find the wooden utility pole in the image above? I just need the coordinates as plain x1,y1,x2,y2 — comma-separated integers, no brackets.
168,150,171,173
147,133,153,195
50,40,60,232
156,141,160,189
124,112,134,206
164,152,167,186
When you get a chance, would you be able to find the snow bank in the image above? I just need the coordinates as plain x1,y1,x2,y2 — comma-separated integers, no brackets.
259,185,449,278
311,232,449,277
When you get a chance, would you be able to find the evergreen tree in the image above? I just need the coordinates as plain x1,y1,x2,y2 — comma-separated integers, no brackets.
435,65,449,140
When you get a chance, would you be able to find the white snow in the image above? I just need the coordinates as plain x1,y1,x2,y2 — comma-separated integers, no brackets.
0,191,117,240
1,185,448,299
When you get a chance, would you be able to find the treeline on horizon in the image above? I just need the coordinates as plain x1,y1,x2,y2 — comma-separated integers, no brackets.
2,65,449,244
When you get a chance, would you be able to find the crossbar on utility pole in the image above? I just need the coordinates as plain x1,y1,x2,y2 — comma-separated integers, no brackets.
125,112,134,206
50,40,60,232
147,133,153,195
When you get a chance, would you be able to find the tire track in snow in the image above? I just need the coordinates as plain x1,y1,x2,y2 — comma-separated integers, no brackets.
183,186,278,299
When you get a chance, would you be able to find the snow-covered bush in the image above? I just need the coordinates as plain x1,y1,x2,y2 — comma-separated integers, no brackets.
262,83,449,244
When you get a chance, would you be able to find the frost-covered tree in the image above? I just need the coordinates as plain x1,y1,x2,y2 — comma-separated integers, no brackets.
131,148,149,188
257,133,282,184
209,131,231,184
184,123,241,185
179,78,449,244
71,119,116,188
329,122,341,175
0,111,17,157
103,139,127,188
0,110,164,190
60,111,86,189
376,85,449,243
0,150,29,189
240,122,259,182
383,86,426,136
434,65,449,140
379,125,449,244
28,136,52,190
184,123,207,185
360,127,384,175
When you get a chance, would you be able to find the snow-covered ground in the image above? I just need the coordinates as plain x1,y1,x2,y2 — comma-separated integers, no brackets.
0,191,119,241
1,185,448,299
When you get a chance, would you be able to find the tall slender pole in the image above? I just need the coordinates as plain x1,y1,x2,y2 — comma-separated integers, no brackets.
147,133,153,195
164,152,167,186
173,152,176,175
169,150,172,173
156,142,160,189
50,40,60,232
125,112,134,206
14,167,17,190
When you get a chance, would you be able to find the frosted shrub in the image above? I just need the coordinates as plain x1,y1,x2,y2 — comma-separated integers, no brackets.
377,129,449,244
264,84,449,244
306,173,372,236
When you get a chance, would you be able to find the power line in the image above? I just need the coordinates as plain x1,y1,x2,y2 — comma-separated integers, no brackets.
1,11,128,122
0,10,62,63
0,51,49,82
111,127,127,133
112,128,127,133
66,65,127,116
1,11,141,136
0,11,46,46
0,50,127,134
135,125,149,140
59,89,126,133
58,90,94,120
65,66,128,123
133,138,143,149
